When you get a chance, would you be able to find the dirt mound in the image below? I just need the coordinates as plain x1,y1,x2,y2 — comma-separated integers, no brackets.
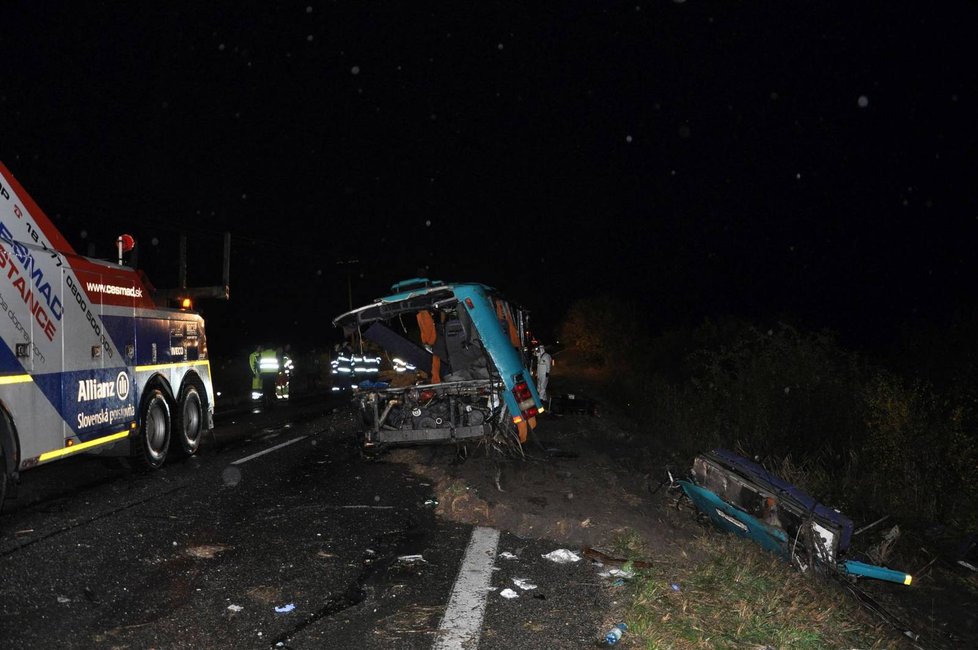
383,393,699,560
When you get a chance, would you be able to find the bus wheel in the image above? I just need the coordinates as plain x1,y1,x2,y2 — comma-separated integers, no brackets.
132,389,171,471
173,385,203,457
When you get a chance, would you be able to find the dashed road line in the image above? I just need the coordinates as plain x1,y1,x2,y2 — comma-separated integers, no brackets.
231,435,307,465
433,526,500,650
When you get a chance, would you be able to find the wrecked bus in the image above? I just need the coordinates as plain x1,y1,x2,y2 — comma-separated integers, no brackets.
331,278,542,451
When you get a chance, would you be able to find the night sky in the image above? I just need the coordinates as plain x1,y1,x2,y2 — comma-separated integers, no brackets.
3,2,976,359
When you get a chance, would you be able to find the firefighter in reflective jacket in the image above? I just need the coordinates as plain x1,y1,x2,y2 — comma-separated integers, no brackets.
277,345,293,400
351,350,382,386
330,342,355,391
259,345,281,404
249,345,262,400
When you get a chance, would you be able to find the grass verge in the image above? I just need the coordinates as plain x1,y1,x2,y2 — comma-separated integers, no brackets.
621,529,897,649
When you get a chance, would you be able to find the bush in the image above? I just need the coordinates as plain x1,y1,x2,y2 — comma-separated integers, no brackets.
860,371,978,527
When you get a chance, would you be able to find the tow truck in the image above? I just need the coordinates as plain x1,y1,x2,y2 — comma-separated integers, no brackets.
0,161,225,512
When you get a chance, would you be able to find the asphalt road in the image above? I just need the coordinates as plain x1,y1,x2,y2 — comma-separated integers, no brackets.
0,394,615,649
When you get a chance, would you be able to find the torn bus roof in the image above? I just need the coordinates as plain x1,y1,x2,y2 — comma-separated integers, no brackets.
332,279,495,332
678,448,912,585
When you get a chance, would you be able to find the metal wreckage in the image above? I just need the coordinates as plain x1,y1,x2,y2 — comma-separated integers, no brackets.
331,278,543,455
674,448,912,585
671,449,946,646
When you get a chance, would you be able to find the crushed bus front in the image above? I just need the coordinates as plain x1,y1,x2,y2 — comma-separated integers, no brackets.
331,278,542,451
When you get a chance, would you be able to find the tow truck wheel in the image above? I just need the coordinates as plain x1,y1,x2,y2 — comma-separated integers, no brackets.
0,440,7,513
173,385,203,457
132,389,171,471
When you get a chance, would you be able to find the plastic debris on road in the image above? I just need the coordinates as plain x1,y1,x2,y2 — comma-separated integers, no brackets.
227,604,244,612
604,622,627,645
499,588,520,599
397,554,426,564
542,549,581,563
274,603,295,614
499,551,519,560
512,578,537,590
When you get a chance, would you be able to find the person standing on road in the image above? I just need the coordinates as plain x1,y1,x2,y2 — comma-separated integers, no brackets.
535,344,552,401
249,344,262,397
259,344,281,405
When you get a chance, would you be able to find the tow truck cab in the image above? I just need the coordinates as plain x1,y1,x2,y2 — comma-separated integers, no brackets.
332,278,543,450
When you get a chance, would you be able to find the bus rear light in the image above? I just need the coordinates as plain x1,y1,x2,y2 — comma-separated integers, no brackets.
512,381,532,401
511,381,538,418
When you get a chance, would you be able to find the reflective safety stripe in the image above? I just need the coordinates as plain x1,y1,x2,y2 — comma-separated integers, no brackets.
38,429,130,462
135,359,211,373
0,374,32,385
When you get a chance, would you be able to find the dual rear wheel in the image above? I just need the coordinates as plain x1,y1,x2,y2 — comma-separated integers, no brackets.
130,385,203,471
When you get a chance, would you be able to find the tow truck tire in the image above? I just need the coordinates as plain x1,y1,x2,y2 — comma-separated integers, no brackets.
132,389,171,471
1,411,16,513
0,440,7,514
173,385,203,458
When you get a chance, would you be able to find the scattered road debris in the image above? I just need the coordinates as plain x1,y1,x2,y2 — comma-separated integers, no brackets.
396,554,426,564
583,546,653,569
603,623,627,645
597,568,634,584
853,514,891,536
274,603,295,614
185,544,232,559
499,588,519,599
542,549,581,563
867,525,901,565
227,604,243,613
512,578,537,590
549,393,600,417
498,551,519,560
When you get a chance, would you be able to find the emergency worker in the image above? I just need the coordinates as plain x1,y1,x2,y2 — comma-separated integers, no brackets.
249,345,262,400
330,342,355,392
277,345,294,400
352,345,382,387
258,344,281,405
535,344,552,401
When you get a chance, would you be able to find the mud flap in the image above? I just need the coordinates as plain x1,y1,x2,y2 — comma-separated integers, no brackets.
516,419,528,443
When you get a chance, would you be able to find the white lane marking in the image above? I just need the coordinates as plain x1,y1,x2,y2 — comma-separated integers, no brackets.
433,526,500,650
231,436,308,465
